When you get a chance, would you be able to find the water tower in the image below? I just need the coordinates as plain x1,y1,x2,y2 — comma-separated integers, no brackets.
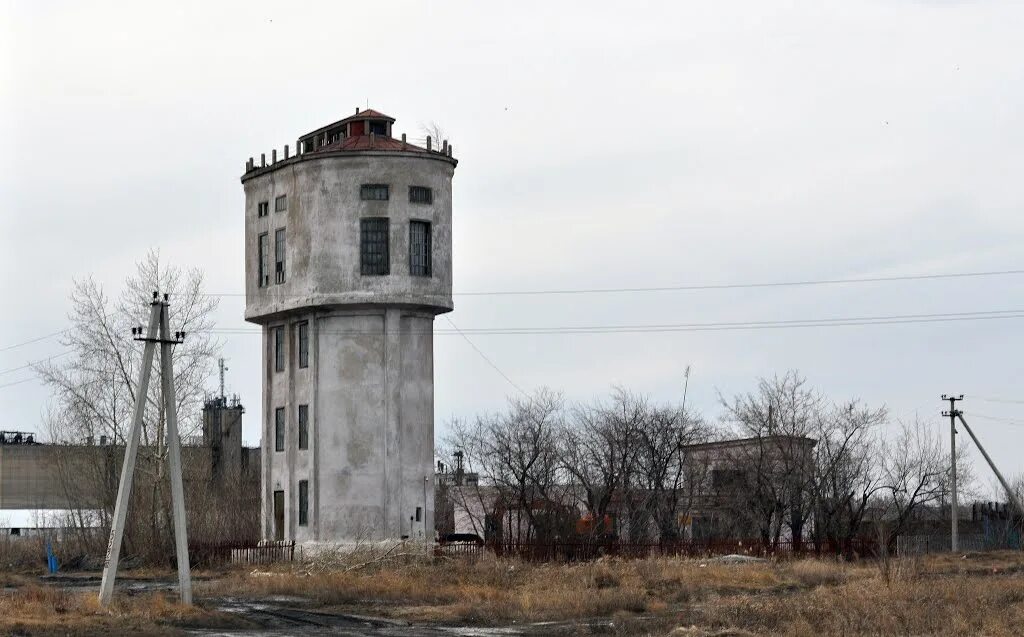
242,108,456,542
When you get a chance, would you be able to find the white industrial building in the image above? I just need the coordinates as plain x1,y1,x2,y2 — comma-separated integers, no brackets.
242,108,457,542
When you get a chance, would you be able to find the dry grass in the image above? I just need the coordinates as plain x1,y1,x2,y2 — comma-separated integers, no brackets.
0,585,227,636
205,551,1024,635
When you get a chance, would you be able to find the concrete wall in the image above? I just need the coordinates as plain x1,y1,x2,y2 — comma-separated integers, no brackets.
245,143,453,543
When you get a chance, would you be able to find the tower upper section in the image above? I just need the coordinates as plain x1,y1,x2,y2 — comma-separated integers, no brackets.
242,109,457,323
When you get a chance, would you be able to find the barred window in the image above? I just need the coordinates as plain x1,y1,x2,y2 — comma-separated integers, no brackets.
274,326,284,372
409,221,432,277
298,404,309,450
275,194,287,212
258,233,269,287
360,218,390,275
258,201,269,217
360,184,389,201
275,228,286,283
409,186,432,204
298,480,309,526
274,407,285,452
297,321,309,368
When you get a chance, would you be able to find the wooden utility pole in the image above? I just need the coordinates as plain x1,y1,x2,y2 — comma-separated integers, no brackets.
942,394,962,553
99,292,192,606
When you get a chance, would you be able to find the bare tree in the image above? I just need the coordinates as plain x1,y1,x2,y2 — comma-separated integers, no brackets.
36,250,220,562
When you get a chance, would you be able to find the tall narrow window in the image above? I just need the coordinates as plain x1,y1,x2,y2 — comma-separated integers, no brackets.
274,228,286,283
297,321,309,369
274,407,285,452
360,184,389,201
298,480,309,526
409,186,432,205
298,404,308,450
409,221,432,277
258,233,269,287
275,194,287,212
258,201,269,217
360,218,390,275
274,326,284,372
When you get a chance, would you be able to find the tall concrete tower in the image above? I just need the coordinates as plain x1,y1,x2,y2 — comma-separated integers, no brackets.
242,108,456,543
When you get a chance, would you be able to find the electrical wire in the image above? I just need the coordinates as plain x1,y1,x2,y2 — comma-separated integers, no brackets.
0,330,67,353
0,377,38,390
0,352,71,377
199,267,1024,298
444,317,527,396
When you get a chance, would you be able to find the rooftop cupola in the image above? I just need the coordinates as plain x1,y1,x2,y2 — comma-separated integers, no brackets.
298,107,397,154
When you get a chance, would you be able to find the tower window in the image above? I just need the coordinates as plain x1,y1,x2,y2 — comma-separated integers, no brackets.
258,201,269,217
257,233,269,287
298,404,308,450
369,121,387,136
273,326,284,372
360,184,389,201
298,480,309,526
275,228,286,284
360,218,390,275
409,221,432,277
297,321,309,368
409,186,432,205
274,407,285,452
275,195,287,212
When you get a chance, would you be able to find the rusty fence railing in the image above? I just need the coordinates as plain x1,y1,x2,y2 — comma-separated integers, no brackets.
190,540,296,567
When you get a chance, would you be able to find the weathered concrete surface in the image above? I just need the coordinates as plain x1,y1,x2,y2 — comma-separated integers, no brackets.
244,117,454,543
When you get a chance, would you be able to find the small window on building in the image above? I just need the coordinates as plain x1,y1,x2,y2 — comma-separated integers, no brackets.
274,228,286,284
274,407,285,452
275,195,287,212
409,186,432,205
258,201,269,217
274,326,284,372
360,184,389,201
415,506,422,522
297,321,309,368
409,221,432,277
360,218,390,275
258,233,269,287
298,404,308,450
298,480,309,526
368,121,387,136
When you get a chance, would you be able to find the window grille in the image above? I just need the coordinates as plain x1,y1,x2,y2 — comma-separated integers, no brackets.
360,184,389,201
275,195,287,212
369,121,387,136
298,405,308,450
275,228,286,283
409,221,432,277
298,480,309,526
258,233,269,287
258,201,269,217
274,326,284,372
297,321,309,368
274,407,285,452
409,186,432,204
360,218,390,275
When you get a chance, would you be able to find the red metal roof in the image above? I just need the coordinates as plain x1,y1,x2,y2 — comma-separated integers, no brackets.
337,108,395,124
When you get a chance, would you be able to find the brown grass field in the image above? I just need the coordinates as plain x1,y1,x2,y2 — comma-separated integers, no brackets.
1,551,1023,635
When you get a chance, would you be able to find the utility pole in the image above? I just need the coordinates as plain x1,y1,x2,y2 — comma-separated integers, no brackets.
941,394,962,553
955,412,1024,520
99,292,192,606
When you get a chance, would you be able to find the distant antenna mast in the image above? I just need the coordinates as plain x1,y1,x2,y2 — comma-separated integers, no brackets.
219,358,228,401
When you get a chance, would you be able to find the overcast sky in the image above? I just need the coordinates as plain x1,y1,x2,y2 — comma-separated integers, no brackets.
2,1,1023,519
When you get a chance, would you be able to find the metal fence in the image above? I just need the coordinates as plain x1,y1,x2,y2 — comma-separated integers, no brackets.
896,534,988,556
190,540,296,567
436,538,877,562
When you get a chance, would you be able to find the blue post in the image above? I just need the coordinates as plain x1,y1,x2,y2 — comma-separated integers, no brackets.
45,541,59,574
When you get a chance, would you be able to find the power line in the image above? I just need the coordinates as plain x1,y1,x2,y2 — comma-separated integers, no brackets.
200,308,1024,336
971,396,1024,405
0,351,71,377
970,413,1024,427
444,317,527,396
0,330,67,354
0,377,39,391
199,267,1024,298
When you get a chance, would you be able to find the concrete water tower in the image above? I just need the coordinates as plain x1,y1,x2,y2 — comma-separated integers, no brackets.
242,108,456,543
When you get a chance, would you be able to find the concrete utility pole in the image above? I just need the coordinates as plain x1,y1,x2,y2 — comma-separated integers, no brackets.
942,394,962,552
955,412,1024,520
99,292,192,606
